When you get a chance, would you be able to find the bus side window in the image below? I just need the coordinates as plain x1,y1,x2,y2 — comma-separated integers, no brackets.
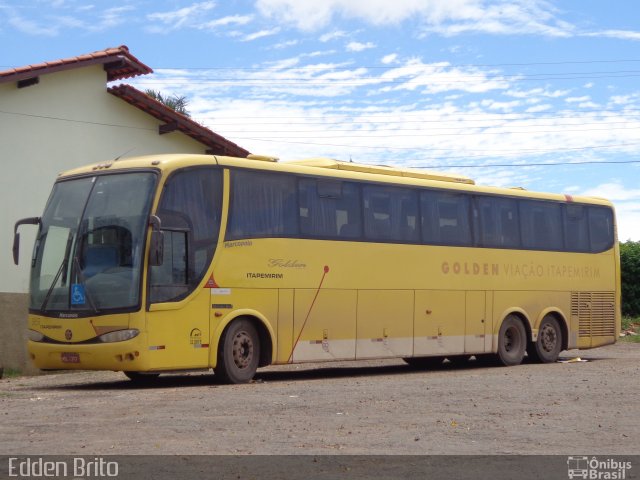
588,206,614,252
336,183,362,239
421,190,472,246
475,196,520,248
520,200,563,251
363,186,419,243
228,170,298,239
564,204,590,252
299,179,338,237
299,179,362,239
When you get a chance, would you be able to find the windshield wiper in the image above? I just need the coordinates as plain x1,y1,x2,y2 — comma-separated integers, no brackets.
40,257,67,312
40,231,73,312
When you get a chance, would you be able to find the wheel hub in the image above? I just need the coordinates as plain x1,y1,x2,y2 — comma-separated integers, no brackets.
540,324,557,352
504,328,516,352
232,331,253,369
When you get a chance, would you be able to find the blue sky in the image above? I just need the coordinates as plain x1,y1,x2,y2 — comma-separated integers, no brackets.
2,0,640,240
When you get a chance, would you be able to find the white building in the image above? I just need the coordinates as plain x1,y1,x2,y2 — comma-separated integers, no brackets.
0,46,249,374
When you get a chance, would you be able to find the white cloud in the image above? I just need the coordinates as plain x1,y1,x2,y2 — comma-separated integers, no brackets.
255,0,574,37
580,183,640,202
200,14,253,29
377,59,512,95
505,87,570,99
0,3,135,35
97,6,135,31
242,27,281,41
147,1,217,31
565,96,590,103
8,15,59,36
381,53,398,64
271,39,299,49
582,29,640,41
346,41,375,52
525,104,552,113
319,30,347,42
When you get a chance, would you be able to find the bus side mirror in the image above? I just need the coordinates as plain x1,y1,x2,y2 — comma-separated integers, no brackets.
148,215,164,267
13,217,41,265
12,233,20,266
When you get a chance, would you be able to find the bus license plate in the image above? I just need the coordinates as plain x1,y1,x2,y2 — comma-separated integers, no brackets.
61,352,80,364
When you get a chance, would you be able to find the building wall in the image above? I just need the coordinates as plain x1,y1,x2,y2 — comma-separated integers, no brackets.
0,65,212,375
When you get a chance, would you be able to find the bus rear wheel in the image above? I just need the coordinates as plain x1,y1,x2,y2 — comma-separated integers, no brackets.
497,315,526,366
215,318,260,384
403,356,444,369
528,315,563,363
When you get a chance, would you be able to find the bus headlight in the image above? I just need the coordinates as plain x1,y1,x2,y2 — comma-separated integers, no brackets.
27,330,44,342
98,329,140,343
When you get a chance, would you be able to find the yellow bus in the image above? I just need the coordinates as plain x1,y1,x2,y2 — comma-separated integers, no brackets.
14,154,620,383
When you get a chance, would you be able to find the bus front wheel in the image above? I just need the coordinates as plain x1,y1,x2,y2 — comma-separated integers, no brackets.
497,315,526,366
215,318,260,384
528,315,563,363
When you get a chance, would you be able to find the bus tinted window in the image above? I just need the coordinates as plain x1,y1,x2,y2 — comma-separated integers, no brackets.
363,186,419,243
228,170,298,240
475,196,520,248
150,167,222,303
564,204,590,252
421,191,472,246
589,207,614,252
299,179,362,239
520,200,563,250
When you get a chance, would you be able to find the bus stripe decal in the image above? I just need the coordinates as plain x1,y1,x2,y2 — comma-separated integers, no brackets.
288,265,330,363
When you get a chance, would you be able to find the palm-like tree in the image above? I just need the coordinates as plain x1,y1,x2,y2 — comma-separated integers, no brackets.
145,89,191,117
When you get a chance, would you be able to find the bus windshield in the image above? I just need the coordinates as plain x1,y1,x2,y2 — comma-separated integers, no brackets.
29,172,156,314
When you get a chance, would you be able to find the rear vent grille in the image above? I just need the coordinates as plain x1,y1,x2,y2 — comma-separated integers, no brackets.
571,292,616,338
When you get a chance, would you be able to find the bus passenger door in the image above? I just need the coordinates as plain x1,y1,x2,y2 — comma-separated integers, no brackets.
465,291,487,354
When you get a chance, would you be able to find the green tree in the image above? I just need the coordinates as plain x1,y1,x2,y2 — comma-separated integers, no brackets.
620,240,640,317
144,89,191,117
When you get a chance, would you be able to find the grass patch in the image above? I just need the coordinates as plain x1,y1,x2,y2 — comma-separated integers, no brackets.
621,317,640,343
0,368,21,379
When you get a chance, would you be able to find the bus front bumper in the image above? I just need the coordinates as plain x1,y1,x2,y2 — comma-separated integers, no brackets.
28,336,151,372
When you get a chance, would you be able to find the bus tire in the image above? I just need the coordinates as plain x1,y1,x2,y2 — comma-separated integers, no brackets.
528,315,562,363
124,371,160,384
215,318,260,384
497,315,526,366
403,356,444,369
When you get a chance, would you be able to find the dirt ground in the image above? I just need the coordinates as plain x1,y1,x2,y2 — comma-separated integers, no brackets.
1,342,638,455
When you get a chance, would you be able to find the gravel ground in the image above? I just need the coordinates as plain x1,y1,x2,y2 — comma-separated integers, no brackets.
1,342,638,455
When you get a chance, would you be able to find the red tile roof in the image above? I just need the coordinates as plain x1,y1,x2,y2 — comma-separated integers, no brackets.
0,45,152,84
108,84,250,157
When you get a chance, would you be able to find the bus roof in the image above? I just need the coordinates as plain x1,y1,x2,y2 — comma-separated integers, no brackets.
57,153,613,207
285,158,475,185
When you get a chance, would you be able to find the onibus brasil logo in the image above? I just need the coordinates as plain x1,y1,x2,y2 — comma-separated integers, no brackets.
567,457,632,479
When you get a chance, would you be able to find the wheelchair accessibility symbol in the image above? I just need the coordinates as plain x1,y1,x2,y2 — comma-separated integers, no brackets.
71,284,86,305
